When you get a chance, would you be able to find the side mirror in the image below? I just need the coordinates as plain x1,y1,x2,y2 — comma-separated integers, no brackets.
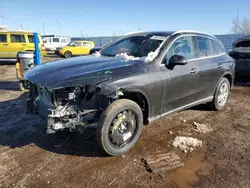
72,44,76,47
168,55,188,65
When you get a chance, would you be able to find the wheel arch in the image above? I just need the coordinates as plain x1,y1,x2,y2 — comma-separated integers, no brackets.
222,73,233,88
118,89,150,125
64,50,72,56
213,72,233,95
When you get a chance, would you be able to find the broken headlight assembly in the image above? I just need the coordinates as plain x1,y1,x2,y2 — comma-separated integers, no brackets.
46,85,103,134
53,86,84,106
52,85,102,107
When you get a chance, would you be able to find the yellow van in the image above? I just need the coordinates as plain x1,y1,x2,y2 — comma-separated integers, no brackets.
0,30,47,58
59,40,95,58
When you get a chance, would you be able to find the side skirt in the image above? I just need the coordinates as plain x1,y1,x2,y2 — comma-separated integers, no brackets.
148,96,213,123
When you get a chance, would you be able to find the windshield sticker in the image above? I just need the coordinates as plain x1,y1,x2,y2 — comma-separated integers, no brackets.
150,36,168,41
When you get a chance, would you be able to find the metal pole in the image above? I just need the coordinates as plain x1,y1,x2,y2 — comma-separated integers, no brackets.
56,20,60,36
236,8,239,34
34,32,40,65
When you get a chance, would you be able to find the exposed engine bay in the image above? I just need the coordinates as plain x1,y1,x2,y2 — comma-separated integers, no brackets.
27,83,113,134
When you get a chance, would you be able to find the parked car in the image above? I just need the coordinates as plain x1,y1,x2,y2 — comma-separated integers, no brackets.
89,46,102,54
43,36,70,51
58,40,95,58
89,41,114,54
0,30,46,58
229,35,250,81
25,30,235,156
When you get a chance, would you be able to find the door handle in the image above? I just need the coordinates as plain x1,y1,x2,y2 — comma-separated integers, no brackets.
190,68,198,74
22,44,27,46
217,63,223,68
3,44,8,46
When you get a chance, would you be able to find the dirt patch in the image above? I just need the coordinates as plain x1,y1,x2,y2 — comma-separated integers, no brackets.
0,64,250,188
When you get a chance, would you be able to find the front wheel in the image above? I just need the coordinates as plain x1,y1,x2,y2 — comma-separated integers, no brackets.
96,99,143,156
208,77,230,111
64,51,72,58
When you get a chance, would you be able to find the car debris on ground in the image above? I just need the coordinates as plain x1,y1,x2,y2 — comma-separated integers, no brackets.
141,152,184,173
172,136,203,153
180,117,187,123
193,122,213,133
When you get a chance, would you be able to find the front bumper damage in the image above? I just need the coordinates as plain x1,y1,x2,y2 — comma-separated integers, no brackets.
27,83,111,134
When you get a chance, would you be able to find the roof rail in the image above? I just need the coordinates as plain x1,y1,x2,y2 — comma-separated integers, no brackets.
172,30,215,37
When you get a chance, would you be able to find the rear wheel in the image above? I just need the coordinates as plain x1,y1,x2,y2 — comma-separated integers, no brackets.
64,51,72,58
96,99,143,156
208,77,230,111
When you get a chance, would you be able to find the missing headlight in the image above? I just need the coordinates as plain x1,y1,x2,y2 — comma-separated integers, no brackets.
68,92,76,100
54,86,84,106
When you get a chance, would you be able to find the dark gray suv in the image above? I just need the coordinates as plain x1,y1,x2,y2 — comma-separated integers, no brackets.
25,30,235,156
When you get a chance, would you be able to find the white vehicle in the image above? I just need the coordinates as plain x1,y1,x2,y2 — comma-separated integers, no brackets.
43,37,70,51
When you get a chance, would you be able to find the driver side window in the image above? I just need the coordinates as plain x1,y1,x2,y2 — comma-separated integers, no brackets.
165,36,195,65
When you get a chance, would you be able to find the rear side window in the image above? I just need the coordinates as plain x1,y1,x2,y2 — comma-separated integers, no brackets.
75,42,82,46
10,34,26,43
211,40,224,55
82,42,91,47
195,36,213,57
28,35,40,43
0,34,7,42
52,38,60,42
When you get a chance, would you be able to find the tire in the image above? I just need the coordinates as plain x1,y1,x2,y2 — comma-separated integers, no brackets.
64,51,72,58
208,77,230,111
96,99,143,156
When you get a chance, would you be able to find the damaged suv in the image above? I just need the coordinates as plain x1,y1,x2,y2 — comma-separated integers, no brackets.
25,31,235,156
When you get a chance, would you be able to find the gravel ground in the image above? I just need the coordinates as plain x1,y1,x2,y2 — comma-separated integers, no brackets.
0,61,250,188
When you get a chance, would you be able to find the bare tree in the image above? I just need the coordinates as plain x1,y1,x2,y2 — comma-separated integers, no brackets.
231,17,250,34
239,18,250,34
231,18,238,34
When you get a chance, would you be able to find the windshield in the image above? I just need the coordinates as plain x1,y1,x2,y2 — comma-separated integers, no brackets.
66,41,75,46
100,35,166,57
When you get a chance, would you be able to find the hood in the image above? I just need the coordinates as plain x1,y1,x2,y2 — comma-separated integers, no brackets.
25,55,147,89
